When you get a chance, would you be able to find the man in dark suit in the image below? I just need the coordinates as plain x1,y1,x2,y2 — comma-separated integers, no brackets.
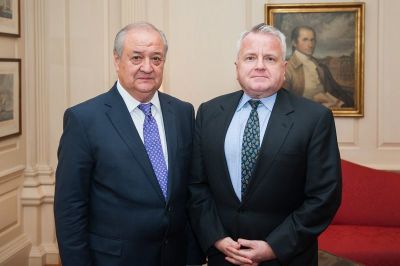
188,23,341,265
54,22,204,266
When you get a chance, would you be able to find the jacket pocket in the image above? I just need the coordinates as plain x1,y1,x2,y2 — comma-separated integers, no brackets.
89,233,122,256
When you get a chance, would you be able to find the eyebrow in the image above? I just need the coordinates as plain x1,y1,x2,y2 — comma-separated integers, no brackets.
242,52,278,57
130,50,164,55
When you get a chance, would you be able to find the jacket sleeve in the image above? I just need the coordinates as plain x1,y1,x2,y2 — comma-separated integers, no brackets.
187,103,227,253
54,108,93,266
266,108,342,263
185,104,207,265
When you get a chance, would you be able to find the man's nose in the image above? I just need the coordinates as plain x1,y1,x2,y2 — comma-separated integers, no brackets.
140,57,153,72
255,57,266,69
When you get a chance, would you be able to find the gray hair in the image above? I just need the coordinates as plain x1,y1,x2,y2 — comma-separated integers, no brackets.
236,23,287,60
113,22,168,57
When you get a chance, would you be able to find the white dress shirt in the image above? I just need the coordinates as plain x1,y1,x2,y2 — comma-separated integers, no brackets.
224,92,276,201
116,81,168,167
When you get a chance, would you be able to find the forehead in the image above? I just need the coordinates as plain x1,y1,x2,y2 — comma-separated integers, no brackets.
240,32,282,54
123,28,164,53
298,28,315,38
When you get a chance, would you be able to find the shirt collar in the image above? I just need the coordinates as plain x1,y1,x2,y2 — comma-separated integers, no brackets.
294,50,311,62
237,91,277,112
116,80,161,114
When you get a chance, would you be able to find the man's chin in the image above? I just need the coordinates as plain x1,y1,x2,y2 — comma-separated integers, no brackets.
135,81,159,91
244,86,279,98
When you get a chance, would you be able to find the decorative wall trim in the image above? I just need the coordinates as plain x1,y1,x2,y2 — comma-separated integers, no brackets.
121,0,135,26
21,1,57,266
0,165,25,185
0,234,31,264
378,0,400,148
103,0,111,89
28,245,45,266
0,141,18,155
63,0,71,107
21,166,54,206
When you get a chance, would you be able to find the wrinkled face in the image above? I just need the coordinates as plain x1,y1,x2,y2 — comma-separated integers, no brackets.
294,28,315,56
236,32,287,98
114,28,165,102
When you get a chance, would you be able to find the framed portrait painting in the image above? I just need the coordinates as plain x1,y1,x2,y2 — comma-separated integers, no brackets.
0,0,20,37
265,2,365,116
0,58,21,140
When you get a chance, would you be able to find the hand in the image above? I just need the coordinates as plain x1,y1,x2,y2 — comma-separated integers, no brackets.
225,238,276,265
214,237,253,265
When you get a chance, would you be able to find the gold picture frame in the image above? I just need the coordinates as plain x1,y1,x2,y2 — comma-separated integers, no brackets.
0,0,20,37
266,2,364,117
0,58,21,140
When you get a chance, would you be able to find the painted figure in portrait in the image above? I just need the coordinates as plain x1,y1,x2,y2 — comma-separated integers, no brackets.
274,12,355,108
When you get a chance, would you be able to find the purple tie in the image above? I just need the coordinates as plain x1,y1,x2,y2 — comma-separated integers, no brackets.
138,103,168,198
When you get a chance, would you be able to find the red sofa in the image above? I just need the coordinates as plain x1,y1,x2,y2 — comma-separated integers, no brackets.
319,160,400,266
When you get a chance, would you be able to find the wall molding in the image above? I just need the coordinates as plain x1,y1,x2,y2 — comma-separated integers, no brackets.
0,165,25,186
0,234,31,264
21,166,54,206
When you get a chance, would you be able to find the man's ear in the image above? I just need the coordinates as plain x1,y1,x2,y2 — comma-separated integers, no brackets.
113,52,120,70
234,61,239,80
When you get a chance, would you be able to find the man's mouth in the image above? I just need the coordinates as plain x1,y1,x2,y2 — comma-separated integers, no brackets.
251,76,268,79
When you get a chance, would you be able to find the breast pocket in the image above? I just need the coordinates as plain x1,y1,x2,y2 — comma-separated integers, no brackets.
273,150,306,170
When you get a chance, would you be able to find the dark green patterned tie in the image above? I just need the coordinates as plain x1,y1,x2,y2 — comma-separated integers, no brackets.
241,100,261,197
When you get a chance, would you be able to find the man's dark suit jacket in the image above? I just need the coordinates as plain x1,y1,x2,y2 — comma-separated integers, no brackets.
54,85,203,266
188,89,342,266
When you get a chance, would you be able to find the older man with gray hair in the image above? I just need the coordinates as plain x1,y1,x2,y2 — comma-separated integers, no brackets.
55,22,204,266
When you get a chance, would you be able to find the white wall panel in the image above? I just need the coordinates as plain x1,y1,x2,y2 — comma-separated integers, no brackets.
165,0,246,108
378,0,400,147
0,193,18,232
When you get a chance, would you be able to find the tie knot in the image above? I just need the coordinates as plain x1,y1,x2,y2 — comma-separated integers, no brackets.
249,100,261,110
138,103,153,116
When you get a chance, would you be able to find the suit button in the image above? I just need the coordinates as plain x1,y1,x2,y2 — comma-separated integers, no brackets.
168,206,173,212
164,239,168,245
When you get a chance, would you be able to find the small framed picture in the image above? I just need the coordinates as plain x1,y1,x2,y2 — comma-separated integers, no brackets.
0,58,21,140
0,0,20,37
266,2,365,117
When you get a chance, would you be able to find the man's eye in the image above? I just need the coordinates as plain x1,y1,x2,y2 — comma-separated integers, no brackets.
265,56,277,64
131,56,143,64
151,56,163,64
244,56,256,62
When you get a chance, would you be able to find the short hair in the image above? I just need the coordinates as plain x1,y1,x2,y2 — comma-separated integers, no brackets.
291,25,316,53
113,22,168,57
237,23,287,60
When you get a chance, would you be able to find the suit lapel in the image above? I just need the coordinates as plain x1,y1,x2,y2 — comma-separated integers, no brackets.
104,86,166,202
243,89,294,201
214,91,244,204
159,92,177,203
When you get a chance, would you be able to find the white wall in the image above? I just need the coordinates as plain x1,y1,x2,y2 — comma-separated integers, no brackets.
0,0,399,265
0,0,31,264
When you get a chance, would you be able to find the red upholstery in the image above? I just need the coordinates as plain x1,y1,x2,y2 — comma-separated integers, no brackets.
333,160,400,226
319,160,400,266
